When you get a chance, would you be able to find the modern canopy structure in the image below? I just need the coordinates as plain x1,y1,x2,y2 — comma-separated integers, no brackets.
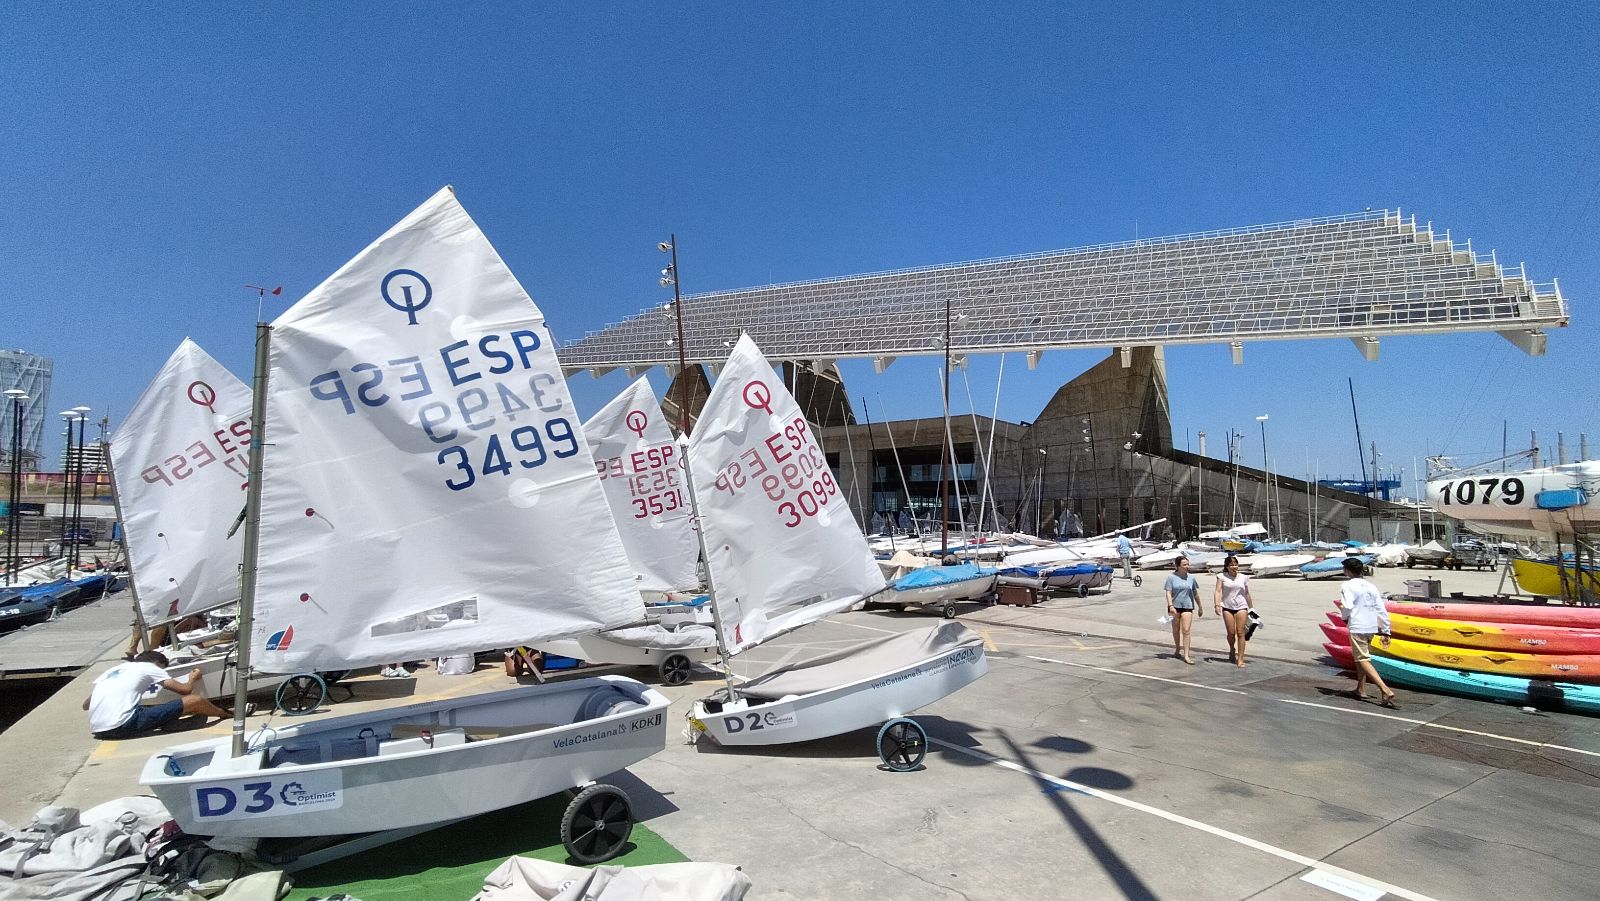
560,209,1566,375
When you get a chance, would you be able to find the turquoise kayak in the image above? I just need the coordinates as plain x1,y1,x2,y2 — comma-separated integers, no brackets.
1372,654,1600,715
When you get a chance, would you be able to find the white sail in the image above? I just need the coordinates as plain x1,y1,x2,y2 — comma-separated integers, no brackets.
109,339,252,625
251,187,639,673
582,377,699,594
687,335,885,654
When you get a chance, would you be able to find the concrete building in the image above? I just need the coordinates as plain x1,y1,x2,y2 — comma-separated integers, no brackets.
562,211,1568,541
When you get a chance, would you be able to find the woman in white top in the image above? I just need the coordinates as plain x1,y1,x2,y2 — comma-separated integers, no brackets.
1213,555,1254,667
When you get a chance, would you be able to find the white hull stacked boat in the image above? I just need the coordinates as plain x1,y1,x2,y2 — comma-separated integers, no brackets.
1247,554,1315,577
692,623,986,746
143,678,667,837
1427,461,1600,538
538,629,721,683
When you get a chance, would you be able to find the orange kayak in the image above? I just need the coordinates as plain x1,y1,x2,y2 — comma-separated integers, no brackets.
1325,606,1600,654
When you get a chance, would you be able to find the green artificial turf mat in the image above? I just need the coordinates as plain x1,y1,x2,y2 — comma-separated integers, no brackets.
283,794,686,900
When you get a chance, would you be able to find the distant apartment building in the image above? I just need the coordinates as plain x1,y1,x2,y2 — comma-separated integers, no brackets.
1,349,53,471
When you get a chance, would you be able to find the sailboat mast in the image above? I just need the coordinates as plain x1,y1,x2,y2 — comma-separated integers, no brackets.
230,322,271,758
104,454,152,653
940,293,951,557
678,435,741,701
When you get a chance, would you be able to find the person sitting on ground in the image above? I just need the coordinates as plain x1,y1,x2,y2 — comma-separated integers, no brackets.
83,651,231,740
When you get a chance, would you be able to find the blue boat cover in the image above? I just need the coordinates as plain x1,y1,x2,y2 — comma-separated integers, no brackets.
1300,555,1374,574
892,564,995,590
1248,542,1300,553
647,594,710,608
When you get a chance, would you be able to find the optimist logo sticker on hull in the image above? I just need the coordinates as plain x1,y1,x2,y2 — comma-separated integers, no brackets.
721,704,797,735
191,769,343,821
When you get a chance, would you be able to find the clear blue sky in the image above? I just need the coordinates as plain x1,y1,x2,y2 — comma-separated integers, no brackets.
4,3,1596,498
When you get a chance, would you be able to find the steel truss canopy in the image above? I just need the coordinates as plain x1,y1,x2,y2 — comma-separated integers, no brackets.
559,210,1567,375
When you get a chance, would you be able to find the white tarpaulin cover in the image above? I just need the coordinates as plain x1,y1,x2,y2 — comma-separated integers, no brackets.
687,335,885,654
583,376,698,594
734,621,982,700
250,187,639,673
109,339,251,626
475,855,750,901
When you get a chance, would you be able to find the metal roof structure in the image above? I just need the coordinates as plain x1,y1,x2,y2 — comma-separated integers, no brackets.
559,210,1567,375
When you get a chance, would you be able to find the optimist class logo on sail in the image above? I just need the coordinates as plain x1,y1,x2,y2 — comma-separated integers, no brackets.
138,382,250,489
709,379,840,528
302,268,580,492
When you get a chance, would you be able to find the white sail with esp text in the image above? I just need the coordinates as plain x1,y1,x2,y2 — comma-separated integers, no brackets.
687,335,884,654
583,377,699,595
251,187,639,673
109,339,252,626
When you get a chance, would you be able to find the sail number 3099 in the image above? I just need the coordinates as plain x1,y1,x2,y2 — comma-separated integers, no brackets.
1435,476,1524,506
436,419,579,491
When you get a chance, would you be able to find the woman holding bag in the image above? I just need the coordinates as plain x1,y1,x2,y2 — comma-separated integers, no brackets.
1214,555,1254,667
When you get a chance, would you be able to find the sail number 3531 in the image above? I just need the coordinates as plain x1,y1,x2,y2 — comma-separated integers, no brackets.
436,420,578,491
1435,476,1525,506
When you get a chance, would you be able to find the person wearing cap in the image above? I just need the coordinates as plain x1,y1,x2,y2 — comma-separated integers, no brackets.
1339,556,1397,708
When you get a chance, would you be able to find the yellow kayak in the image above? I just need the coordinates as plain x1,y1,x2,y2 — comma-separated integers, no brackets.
1375,635,1600,681
1388,612,1600,655
1511,557,1600,598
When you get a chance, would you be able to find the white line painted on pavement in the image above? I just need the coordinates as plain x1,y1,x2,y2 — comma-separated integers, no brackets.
929,738,1441,901
1024,655,1245,693
1302,868,1387,900
1278,699,1600,759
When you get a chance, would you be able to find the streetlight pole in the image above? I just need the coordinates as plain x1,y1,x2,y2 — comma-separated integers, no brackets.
1035,448,1047,536
70,405,90,570
1255,415,1271,537
658,237,690,434
3,389,27,585
1196,431,1206,537
939,293,951,557
58,411,80,558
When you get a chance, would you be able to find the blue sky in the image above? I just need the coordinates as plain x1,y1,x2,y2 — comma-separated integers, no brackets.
3,3,1596,498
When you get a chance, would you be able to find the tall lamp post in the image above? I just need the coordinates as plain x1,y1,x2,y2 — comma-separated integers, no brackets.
58,410,82,558
1255,414,1272,538
658,237,690,434
4,389,27,584
1035,448,1047,536
69,405,91,570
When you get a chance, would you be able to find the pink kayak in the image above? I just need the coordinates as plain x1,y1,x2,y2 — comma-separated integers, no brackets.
1321,622,1350,644
1324,642,1354,669
1385,600,1600,629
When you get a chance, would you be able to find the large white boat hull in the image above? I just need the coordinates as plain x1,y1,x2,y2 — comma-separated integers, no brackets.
140,676,667,838
147,643,290,705
689,638,988,747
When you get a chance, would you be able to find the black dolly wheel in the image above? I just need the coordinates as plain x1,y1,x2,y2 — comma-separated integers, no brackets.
1077,584,1090,598
876,717,928,772
275,673,327,716
941,603,958,619
561,783,634,864
659,653,693,686
1132,574,1143,587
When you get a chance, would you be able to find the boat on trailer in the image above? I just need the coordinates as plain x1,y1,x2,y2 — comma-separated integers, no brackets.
871,563,998,617
530,376,716,684
682,336,987,767
140,188,666,864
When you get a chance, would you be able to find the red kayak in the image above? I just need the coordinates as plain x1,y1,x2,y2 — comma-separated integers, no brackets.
1326,608,1600,655
1385,600,1600,629
1321,622,1350,644
1324,642,1354,669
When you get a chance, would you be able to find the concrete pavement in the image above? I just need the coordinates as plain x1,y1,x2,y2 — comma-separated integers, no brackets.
4,563,1598,899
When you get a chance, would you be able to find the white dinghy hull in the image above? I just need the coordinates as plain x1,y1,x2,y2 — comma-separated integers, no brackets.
876,572,997,610
689,623,987,747
147,644,290,705
537,632,722,669
141,676,667,838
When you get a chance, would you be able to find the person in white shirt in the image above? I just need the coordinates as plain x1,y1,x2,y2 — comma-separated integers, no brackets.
1338,557,1397,708
82,651,231,740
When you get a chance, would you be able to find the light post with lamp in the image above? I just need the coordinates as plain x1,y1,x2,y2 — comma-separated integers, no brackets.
4,388,27,583
657,237,690,434
1035,448,1047,536
58,410,81,558
69,405,91,570
1254,412,1267,534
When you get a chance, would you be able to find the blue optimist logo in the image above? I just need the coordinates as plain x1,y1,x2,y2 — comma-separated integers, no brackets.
381,269,432,325
265,625,294,651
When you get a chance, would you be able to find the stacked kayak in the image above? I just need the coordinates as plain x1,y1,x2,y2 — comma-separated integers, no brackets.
1320,598,1600,715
